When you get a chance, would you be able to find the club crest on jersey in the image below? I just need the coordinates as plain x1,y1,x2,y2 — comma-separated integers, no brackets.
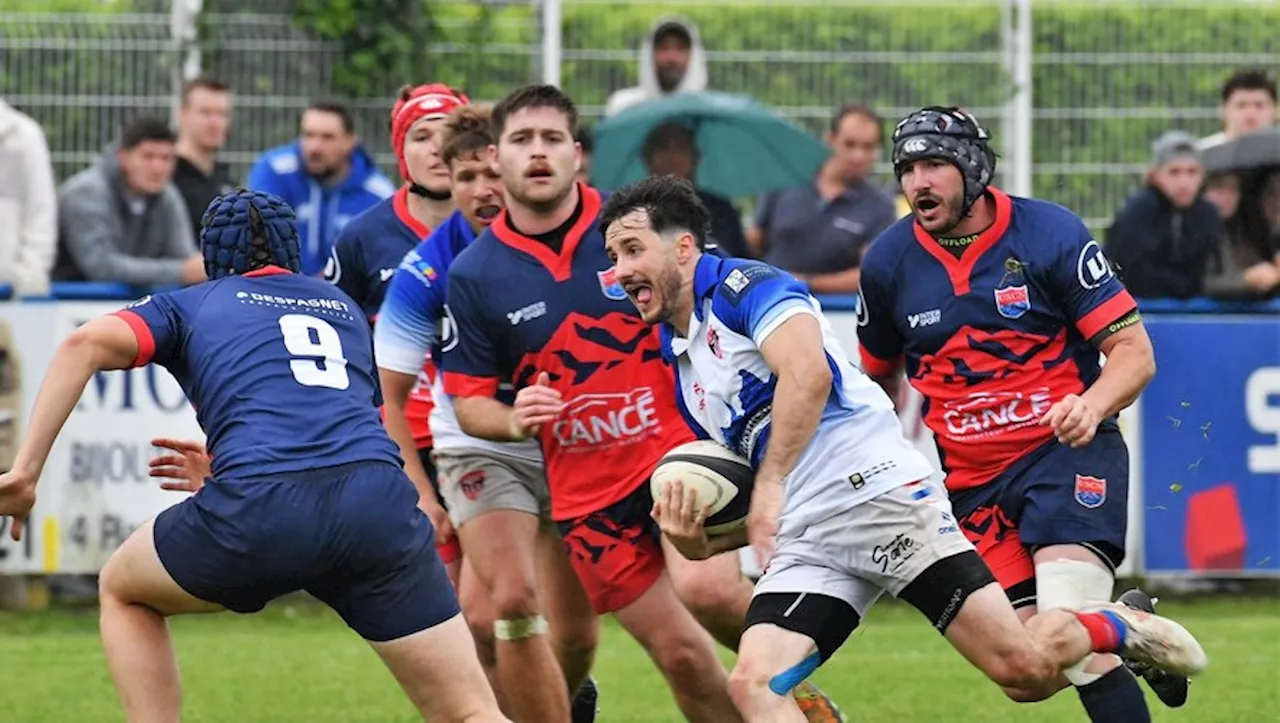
994,284,1031,319
706,325,723,359
597,268,628,301
1074,474,1106,509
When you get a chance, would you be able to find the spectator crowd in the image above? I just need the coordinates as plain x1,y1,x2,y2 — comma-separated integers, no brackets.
2,17,1277,306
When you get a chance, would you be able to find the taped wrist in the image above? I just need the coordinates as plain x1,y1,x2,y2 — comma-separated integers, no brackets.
494,615,548,641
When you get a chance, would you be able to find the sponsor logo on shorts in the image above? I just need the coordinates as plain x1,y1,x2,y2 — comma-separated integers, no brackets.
872,533,918,574
459,469,486,501
1074,474,1106,508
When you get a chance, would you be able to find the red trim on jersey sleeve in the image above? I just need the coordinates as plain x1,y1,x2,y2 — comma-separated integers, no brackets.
1075,290,1138,340
492,184,603,282
912,188,1013,296
111,310,156,367
242,265,294,277
442,371,500,398
393,185,432,239
858,345,902,377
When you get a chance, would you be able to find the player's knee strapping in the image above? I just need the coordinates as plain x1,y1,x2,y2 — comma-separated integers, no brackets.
494,615,549,641
1036,558,1116,686
768,652,821,696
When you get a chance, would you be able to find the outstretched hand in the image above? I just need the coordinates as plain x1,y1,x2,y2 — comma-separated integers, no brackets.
149,437,212,493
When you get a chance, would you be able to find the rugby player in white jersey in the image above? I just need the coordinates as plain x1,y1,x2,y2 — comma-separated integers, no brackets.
598,175,1208,723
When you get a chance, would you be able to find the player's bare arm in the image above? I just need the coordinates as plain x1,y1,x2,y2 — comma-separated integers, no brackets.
379,366,453,540
795,266,861,295
1041,321,1155,448
751,312,833,559
453,373,562,443
0,314,140,539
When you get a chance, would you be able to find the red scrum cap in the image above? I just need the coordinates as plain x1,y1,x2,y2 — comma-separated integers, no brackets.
390,84,471,183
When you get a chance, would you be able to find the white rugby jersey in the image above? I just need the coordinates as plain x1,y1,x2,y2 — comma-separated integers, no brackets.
659,255,933,529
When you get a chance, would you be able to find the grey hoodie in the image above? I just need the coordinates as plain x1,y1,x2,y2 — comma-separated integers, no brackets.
605,17,709,117
57,145,196,286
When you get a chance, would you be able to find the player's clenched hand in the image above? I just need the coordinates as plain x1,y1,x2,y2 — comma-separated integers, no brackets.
1040,393,1102,448
149,437,211,493
0,468,38,541
510,371,563,440
651,479,714,560
747,476,784,568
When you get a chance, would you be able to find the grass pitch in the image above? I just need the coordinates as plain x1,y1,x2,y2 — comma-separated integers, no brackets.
2,595,1276,722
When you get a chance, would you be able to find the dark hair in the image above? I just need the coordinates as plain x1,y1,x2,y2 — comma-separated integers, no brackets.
180,75,229,105
441,104,495,166
301,100,355,135
576,124,594,154
653,21,692,47
120,115,176,149
1222,69,1277,103
599,175,710,250
829,103,884,142
491,84,579,139
641,122,696,162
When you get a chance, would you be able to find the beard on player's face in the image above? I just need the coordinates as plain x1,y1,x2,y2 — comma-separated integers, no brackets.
626,254,682,325
912,186,966,236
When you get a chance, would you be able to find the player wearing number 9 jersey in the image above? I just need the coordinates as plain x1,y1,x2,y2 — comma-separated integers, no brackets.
0,190,507,723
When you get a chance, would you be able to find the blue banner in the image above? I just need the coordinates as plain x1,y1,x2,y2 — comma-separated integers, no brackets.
1141,315,1280,575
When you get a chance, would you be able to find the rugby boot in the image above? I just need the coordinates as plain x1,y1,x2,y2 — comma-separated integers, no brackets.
1117,588,1190,707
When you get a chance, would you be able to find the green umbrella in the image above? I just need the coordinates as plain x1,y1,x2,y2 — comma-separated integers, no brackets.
591,91,829,199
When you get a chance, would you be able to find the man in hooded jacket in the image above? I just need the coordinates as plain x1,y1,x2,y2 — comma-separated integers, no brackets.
605,18,709,117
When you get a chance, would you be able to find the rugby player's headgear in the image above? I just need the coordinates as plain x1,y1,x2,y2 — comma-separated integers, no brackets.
200,189,301,280
892,106,996,216
391,83,470,194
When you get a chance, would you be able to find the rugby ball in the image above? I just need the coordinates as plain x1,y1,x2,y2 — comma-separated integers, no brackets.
650,440,754,535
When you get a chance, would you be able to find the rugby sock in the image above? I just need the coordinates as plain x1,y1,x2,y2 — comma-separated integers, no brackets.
1074,610,1128,653
1076,665,1152,723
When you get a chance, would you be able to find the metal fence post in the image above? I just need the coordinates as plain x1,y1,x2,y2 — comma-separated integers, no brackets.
541,0,562,88
1003,0,1033,198
169,0,204,120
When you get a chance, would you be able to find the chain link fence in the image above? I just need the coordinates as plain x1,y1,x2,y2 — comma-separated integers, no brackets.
2,0,1276,231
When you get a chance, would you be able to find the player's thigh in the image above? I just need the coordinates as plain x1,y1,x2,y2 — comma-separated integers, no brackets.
557,485,666,616
1020,429,1130,572
535,523,599,650
455,509,541,610
663,536,748,614
99,516,224,616
368,612,502,721
611,569,721,672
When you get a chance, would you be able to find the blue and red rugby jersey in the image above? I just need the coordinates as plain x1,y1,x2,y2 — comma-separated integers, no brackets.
324,184,436,449
440,184,695,520
113,266,402,479
857,188,1138,492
